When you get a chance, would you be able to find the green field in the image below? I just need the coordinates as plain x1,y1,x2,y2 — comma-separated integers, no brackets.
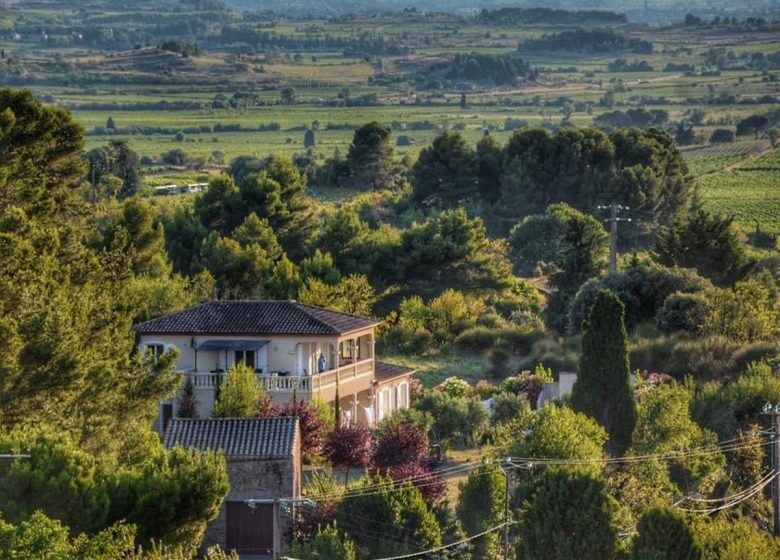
3,2,778,227
690,142,780,234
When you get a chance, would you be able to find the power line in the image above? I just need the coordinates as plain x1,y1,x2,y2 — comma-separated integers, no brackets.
680,470,775,504
287,437,768,505
675,471,778,515
296,461,485,503
283,520,516,560
507,436,770,468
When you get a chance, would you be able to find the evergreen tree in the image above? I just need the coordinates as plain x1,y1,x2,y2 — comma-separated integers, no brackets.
177,376,199,418
232,213,283,262
108,140,141,199
336,476,442,558
571,290,636,454
288,523,356,560
106,116,116,130
304,129,315,148
516,471,619,560
411,130,478,207
630,507,701,560
655,210,752,286
212,364,263,418
456,465,505,560
346,121,394,190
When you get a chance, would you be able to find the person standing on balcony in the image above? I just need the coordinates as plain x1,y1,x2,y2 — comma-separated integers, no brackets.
317,352,326,373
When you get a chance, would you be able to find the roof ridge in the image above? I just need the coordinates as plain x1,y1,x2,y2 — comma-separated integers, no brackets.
292,301,350,332
294,300,373,322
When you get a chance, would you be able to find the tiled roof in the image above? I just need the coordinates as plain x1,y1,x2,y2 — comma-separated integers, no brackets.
375,361,415,383
163,417,298,459
136,300,378,336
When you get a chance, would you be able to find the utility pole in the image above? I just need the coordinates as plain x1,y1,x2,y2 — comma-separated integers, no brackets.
500,457,511,560
762,401,780,537
598,204,631,274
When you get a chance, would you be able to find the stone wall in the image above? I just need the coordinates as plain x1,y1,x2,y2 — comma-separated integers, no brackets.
202,457,297,558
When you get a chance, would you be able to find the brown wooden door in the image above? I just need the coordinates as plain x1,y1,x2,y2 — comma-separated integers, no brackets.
226,501,274,556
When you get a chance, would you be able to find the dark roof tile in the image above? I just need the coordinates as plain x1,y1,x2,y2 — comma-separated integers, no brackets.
375,361,415,383
137,300,377,336
163,417,298,459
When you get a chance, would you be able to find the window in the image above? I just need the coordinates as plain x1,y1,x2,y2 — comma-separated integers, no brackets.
235,350,255,368
379,388,391,421
145,343,165,363
398,382,409,409
340,340,352,361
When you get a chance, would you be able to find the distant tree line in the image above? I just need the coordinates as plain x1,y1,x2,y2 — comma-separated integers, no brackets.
477,7,626,25
426,53,532,86
218,26,416,55
519,28,653,54
593,108,669,130
608,58,654,72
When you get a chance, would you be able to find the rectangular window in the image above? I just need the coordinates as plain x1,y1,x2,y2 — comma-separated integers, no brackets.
340,341,352,360
146,344,165,363
379,389,391,421
235,350,255,368
398,382,408,408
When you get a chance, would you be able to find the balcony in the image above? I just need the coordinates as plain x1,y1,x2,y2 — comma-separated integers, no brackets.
183,358,374,398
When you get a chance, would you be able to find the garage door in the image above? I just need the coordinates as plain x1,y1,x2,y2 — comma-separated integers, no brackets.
226,501,274,556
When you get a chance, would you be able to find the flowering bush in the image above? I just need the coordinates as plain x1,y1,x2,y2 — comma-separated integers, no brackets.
437,377,471,399
409,378,425,403
474,379,498,400
633,371,674,401
499,369,547,408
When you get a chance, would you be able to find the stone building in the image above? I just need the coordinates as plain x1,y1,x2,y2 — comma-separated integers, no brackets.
164,416,301,558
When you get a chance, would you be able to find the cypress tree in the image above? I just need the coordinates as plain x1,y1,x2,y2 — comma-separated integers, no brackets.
630,507,701,560
571,289,636,454
516,471,619,560
176,376,199,418
304,128,315,148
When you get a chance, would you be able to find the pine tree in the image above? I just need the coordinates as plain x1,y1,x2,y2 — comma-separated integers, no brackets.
106,116,116,130
571,289,636,454
177,376,199,418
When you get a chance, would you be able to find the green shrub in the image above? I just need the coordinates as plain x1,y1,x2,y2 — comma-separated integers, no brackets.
453,325,540,353
656,291,710,335
492,391,532,425
414,392,489,447
453,326,496,352
631,334,778,381
437,377,471,399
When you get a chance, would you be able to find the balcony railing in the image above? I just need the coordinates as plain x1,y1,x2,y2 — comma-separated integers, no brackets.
183,358,374,394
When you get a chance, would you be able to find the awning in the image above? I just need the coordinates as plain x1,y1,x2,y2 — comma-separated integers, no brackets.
197,340,270,351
